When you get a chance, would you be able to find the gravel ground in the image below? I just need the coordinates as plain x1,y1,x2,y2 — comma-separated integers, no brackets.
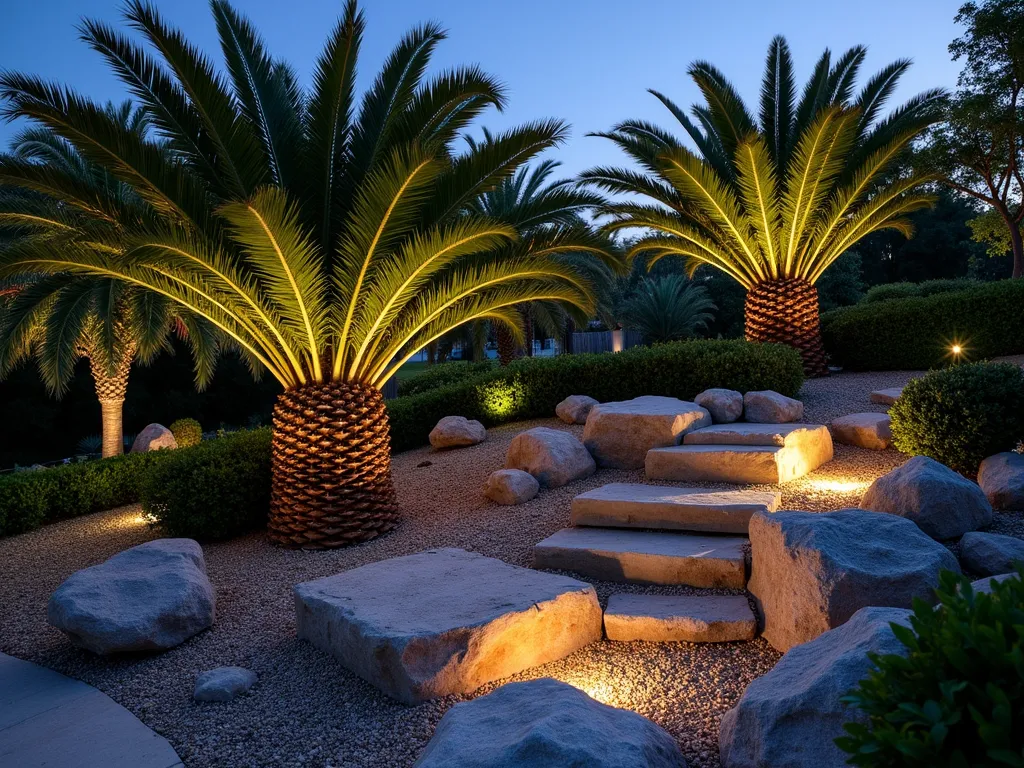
2,361,1023,768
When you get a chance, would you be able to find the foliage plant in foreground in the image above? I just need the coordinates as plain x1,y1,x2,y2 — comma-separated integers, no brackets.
889,361,1024,474
0,0,612,549
168,418,203,448
838,569,1024,767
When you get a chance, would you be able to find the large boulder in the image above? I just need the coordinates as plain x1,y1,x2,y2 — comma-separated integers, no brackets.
556,395,599,425
48,539,215,654
742,391,803,423
582,396,711,469
506,427,596,488
694,388,743,424
194,667,258,702
960,531,1024,576
861,456,993,540
415,678,686,767
130,423,176,452
484,469,539,506
719,607,912,768
429,416,486,449
978,452,1024,510
294,548,602,704
830,412,892,450
748,509,958,652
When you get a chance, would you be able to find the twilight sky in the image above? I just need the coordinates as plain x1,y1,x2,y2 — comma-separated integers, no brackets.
0,0,965,179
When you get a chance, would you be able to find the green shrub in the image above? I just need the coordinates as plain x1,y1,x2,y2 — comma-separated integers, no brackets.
396,360,495,397
916,278,981,298
140,429,271,540
169,417,203,448
889,362,1024,474
822,279,1024,371
0,451,166,537
837,569,1024,767
862,282,920,303
386,340,804,452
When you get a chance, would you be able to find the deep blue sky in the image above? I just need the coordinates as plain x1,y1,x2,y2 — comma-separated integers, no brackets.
0,0,965,179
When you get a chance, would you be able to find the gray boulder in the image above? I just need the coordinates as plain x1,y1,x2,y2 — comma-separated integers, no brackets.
861,456,993,540
583,396,711,469
748,509,958,652
429,416,486,449
972,573,1018,595
830,413,892,450
978,452,1024,510
131,423,176,452
48,539,215,654
484,468,540,506
415,678,686,767
556,395,599,425
694,388,743,424
743,391,803,423
194,667,258,702
960,531,1024,576
719,607,912,768
506,427,596,488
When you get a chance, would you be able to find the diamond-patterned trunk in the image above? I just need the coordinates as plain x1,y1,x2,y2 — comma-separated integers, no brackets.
744,278,828,377
269,381,398,549
88,353,132,458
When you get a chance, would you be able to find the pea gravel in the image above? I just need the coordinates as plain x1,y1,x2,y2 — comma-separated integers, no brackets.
2,361,1022,768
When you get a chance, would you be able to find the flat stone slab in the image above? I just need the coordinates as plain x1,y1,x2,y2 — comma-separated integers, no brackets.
294,548,602,704
533,528,747,588
830,412,892,450
583,396,711,469
869,387,903,405
571,483,780,534
0,652,182,768
683,423,829,448
604,594,756,643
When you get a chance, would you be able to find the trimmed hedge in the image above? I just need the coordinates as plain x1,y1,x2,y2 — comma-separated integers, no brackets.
822,279,1024,371
0,451,166,537
861,278,981,304
386,339,804,452
397,360,495,397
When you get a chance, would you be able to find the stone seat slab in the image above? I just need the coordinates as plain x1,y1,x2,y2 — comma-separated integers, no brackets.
604,593,756,643
571,482,780,534
533,528,747,588
293,548,602,704
683,423,827,447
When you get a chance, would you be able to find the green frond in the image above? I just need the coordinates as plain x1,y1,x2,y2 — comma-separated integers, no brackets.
734,134,781,276
758,36,795,167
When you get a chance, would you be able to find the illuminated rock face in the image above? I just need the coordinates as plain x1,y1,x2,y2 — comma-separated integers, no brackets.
415,678,686,768
130,423,176,452
505,427,595,489
555,394,599,424
294,548,602,704
583,396,711,469
719,607,913,768
428,416,486,448
830,412,892,450
604,593,756,643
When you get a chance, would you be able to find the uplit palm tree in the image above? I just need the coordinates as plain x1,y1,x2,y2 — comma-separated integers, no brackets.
0,0,606,548
584,37,944,375
621,275,716,344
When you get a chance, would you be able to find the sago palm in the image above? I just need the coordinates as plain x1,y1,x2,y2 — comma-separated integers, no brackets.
584,36,944,375
621,275,716,344
0,0,607,548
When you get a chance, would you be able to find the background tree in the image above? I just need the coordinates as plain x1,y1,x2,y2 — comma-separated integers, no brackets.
585,36,943,374
619,274,716,343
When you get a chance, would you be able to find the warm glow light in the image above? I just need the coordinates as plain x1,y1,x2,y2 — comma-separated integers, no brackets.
951,344,962,355
807,478,872,494
555,671,628,708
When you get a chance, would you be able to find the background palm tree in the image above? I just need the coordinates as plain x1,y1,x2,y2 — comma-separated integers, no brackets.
620,274,716,344
0,0,609,548
584,36,944,375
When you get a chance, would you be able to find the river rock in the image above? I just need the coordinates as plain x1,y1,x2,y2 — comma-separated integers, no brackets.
429,416,486,448
484,469,540,505
194,667,257,702
556,395,599,425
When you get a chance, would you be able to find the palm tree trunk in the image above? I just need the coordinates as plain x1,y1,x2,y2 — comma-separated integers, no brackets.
744,278,828,377
268,381,398,549
89,354,132,458
496,324,519,366
523,310,534,357
99,399,124,458
563,317,576,354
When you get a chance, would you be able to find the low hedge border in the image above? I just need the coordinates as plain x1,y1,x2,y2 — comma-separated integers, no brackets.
821,279,1024,371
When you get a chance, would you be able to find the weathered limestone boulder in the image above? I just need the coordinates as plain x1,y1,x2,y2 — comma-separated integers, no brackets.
506,427,596,488
972,573,1017,595
294,548,602,704
694,388,743,424
978,452,1024,510
719,607,913,768
130,423,176,452
194,667,258,702
869,387,903,405
583,396,711,469
556,395,599,425
861,456,993,540
742,391,803,423
48,539,215,654
484,469,539,506
748,509,958,652
960,531,1024,576
429,416,486,449
415,678,686,767
830,412,892,450
604,593,756,643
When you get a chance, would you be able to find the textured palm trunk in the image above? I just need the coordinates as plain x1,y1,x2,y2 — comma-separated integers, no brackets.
496,324,519,366
523,310,534,357
268,381,398,549
89,354,132,458
744,278,828,377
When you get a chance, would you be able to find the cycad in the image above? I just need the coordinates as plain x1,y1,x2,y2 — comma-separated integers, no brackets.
621,275,716,344
0,0,608,547
584,37,944,374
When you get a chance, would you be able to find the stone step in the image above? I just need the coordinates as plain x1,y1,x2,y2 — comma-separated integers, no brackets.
532,528,747,588
683,423,828,447
570,483,780,534
603,593,757,643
